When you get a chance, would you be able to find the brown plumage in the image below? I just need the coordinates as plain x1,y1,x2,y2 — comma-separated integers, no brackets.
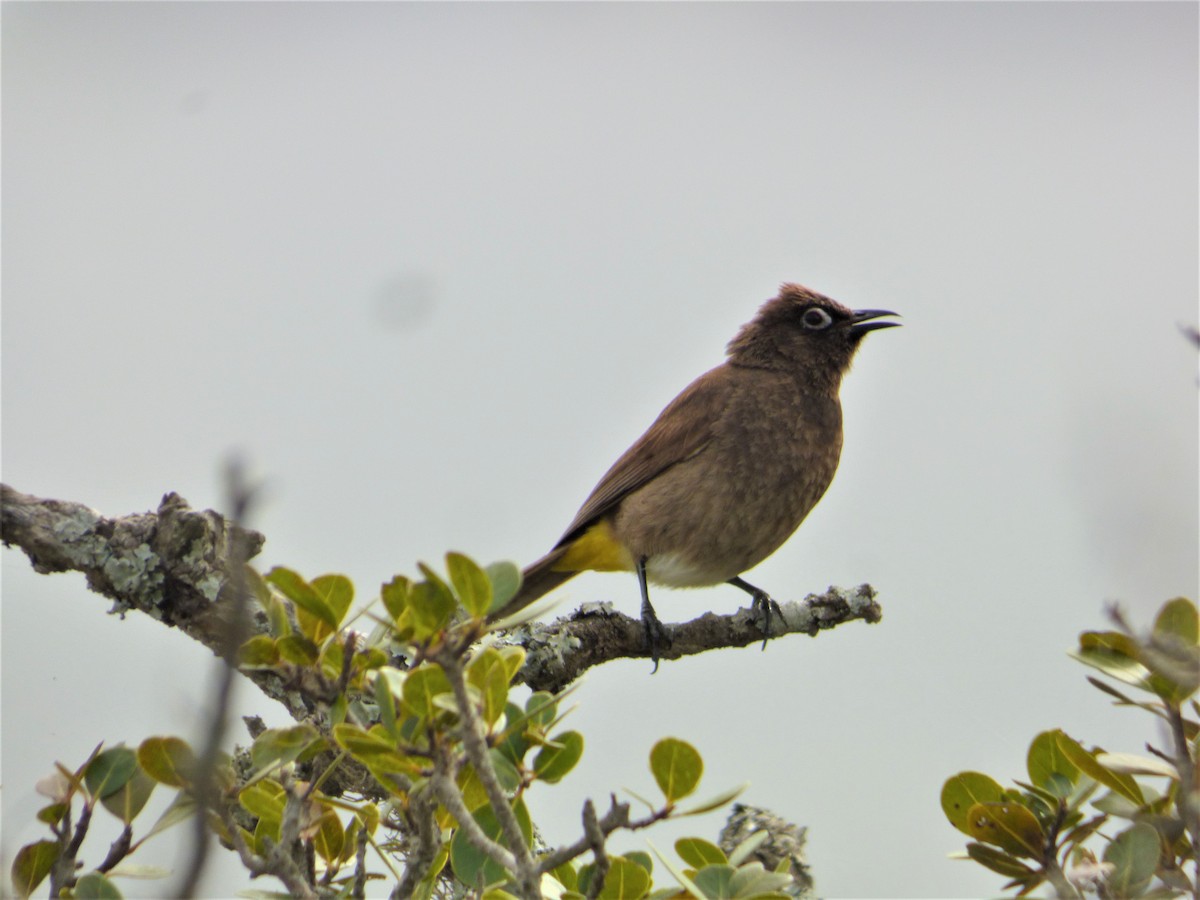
493,283,898,660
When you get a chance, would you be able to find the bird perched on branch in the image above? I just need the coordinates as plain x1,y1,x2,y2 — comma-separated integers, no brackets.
492,283,899,666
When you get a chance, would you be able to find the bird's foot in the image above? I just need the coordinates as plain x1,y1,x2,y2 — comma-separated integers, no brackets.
750,591,784,650
726,576,782,649
641,606,673,674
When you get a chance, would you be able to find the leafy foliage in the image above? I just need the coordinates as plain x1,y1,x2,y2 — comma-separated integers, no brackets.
943,597,1200,898
12,553,805,899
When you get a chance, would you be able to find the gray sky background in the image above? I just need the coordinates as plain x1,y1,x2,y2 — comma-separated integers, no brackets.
3,3,1197,897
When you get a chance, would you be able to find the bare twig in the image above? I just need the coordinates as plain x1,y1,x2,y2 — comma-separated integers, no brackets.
218,801,316,900
430,771,516,874
95,824,134,875
537,794,668,874
581,800,609,900
50,800,93,895
353,823,369,899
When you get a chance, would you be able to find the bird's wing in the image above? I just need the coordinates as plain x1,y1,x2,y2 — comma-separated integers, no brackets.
554,363,731,546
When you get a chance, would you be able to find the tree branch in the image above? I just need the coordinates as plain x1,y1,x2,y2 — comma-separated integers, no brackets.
3,482,884,698
499,586,884,693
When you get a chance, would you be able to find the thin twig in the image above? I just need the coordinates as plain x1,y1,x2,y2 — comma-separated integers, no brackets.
430,771,516,873
582,800,609,900
352,821,369,899
438,650,540,897
537,794,668,873
95,824,133,874
1166,702,1200,899
391,784,443,899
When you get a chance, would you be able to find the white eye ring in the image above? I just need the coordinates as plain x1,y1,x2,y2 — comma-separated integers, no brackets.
801,307,833,330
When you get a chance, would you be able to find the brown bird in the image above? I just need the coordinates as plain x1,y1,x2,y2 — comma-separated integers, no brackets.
492,283,898,663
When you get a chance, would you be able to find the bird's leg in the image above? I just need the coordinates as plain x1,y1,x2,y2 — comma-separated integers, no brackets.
637,557,671,672
728,576,783,650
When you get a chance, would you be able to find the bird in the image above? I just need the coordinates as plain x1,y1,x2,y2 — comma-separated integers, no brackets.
491,283,899,665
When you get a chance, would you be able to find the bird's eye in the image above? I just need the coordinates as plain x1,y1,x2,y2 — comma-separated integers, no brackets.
801,307,833,330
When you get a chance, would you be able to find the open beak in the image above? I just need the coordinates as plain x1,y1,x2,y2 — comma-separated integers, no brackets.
849,309,902,333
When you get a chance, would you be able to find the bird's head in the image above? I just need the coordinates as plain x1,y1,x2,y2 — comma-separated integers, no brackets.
726,283,900,384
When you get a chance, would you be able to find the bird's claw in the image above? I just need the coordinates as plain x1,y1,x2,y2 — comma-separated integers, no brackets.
641,608,672,673
751,591,784,650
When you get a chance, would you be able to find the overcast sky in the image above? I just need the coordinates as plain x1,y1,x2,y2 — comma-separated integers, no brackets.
3,3,1197,897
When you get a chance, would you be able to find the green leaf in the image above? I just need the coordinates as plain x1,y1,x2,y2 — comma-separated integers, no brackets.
100,767,156,824
247,567,291,636
239,780,285,821
239,635,280,667
449,798,534,888
137,736,196,788
37,803,67,825
312,574,354,628
491,750,523,793
533,731,584,784
963,842,1037,879
409,577,457,634
1055,732,1144,805
625,851,652,875
97,863,171,880
691,863,735,898
447,552,492,616
331,724,416,776
10,840,58,899
312,808,345,863
74,872,123,899
381,575,411,622
526,692,558,728
266,567,337,632
467,647,511,727
249,725,322,774
675,837,727,868
143,792,198,840
1103,822,1161,896
595,855,652,899
1155,598,1199,645
549,860,579,891
85,746,138,799
403,664,453,721
1142,621,1200,703
1072,632,1152,688
496,701,532,765
1095,751,1177,778
940,771,1006,834
486,561,522,612
276,634,319,666
676,783,747,819
726,830,769,866
1026,730,1080,795
319,640,346,682
648,840,705,897
728,863,793,897
964,801,1045,858
498,646,526,682
650,738,703,803
374,670,398,734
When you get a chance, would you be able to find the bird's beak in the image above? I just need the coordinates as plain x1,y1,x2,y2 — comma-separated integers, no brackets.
849,309,902,333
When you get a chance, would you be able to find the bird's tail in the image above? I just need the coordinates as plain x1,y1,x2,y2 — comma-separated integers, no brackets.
488,546,577,622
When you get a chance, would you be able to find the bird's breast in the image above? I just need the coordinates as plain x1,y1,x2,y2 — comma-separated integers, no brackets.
614,380,844,584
